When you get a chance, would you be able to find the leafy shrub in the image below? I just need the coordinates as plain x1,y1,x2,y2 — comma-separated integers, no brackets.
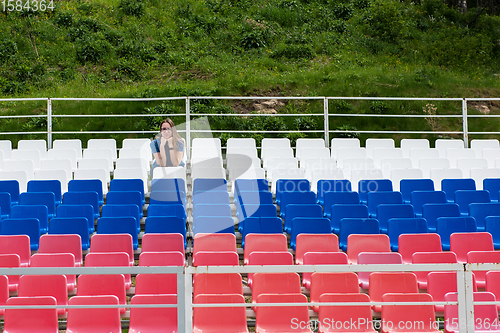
370,101,388,114
240,19,272,50
0,40,18,61
332,3,354,20
75,36,111,64
118,0,145,17
271,43,315,59
116,58,142,81
293,116,317,131
54,12,73,28
286,132,306,146
335,124,360,138
363,0,414,42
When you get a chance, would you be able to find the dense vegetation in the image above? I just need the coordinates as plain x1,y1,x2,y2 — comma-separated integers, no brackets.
1,0,500,146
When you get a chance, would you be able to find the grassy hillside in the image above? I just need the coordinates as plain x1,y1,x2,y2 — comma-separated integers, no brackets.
1,0,500,145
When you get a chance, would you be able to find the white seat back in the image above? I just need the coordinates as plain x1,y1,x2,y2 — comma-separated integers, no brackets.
3,160,34,181
73,168,109,194
47,149,77,171
41,159,73,181
11,149,41,169
0,170,28,192
331,138,360,158
435,139,464,158
430,168,463,190
18,139,47,159
34,169,68,193
0,140,12,160
53,139,83,159
88,139,117,161
400,139,430,158
390,168,423,191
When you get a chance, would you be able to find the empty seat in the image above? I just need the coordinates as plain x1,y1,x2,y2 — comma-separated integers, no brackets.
316,179,352,206
339,218,380,251
151,178,187,193
279,191,316,215
0,180,20,205
193,178,228,194
400,178,435,203
193,273,243,297
284,203,322,234
27,180,62,206
0,234,31,267
376,203,414,234
358,179,393,204
39,234,83,267
485,271,500,310
193,203,232,219
366,191,402,217
387,218,428,251
410,190,446,217
47,148,78,172
398,233,442,264
449,231,494,263
366,138,395,158
192,251,239,267
309,272,359,312
422,203,461,233
48,217,90,250
427,271,477,313
346,234,390,264
105,191,143,218
30,253,76,291
66,295,121,333
144,216,187,248
290,217,331,250
4,296,59,333
441,178,476,203
101,204,141,234
295,234,339,265
193,233,237,256
18,274,68,315
88,138,117,160
193,190,230,205
436,217,477,250
85,252,132,290
129,295,178,333
467,251,500,288
56,204,95,234
390,168,424,191
256,293,312,333
454,189,490,215
109,178,146,205
274,178,310,204
484,178,500,202
0,218,40,250
357,252,403,289
251,273,302,306
10,204,48,234
136,251,185,294
193,294,249,333
193,216,235,235
330,203,368,233
435,139,464,158
430,168,463,191
243,234,288,265
444,292,499,333
53,139,83,159
63,191,100,222
0,254,21,291
318,293,375,333
412,252,458,289
19,191,56,220
234,178,269,195
240,217,283,248
147,203,186,219
469,202,500,232
322,191,359,219
0,170,29,193
471,168,500,190
369,272,418,312
68,179,104,206
73,169,109,195
90,234,134,266
96,216,138,250
331,138,360,158
247,251,293,287
76,274,127,314
301,252,348,290
141,233,185,256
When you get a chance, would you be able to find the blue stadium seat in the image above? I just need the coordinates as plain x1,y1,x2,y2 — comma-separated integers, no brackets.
19,192,56,220
193,191,230,205
400,179,434,204
68,179,104,206
290,217,331,250
0,192,11,219
436,216,477,250
485,216,500,250
358,179,393,204
101,204,141,234
469,202,500,232
330,204,369,234
316,179,352,206
0,218,40,250
147,204,186,219
275,179,310,206
323,192,360,219
192,178,227,193
234,179,269,196
284,204,323,234
338,218,380,251
366,191,403,218
62,191,100,221
441,178,476,203
422,203,460,233
376,203,414,234
279,191,316,218
387,217,428,251
144,216,187,248
193,216,235,236
56,204,95,234
48,217,90,250
454,190,490,216
193,204,232,219
27,180,62,206
97,216,138,250
236,203,277,221
105,191,143,219
483,178,500,202
150,178,186,193
11,205,48,234
149,191,187,207
235,191,273,217
0,180,20,206
410,190,446,217
109,179,145,205
240,217,283,248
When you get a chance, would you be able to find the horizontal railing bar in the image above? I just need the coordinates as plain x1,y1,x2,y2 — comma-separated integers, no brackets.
0,131,47,135
466,98,500,101
50,97,186,101
0,98,48,101
466,263,500,271
331,130,462,134
187,113,324,117
192,301,458,308
190,96,325,100
0,304,181,309
51,114,186,117
328,114,462,118
327,97,464,101
0,266,184,275
52,131,180,135
0,115,48,119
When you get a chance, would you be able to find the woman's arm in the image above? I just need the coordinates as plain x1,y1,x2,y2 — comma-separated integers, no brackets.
167,138,184,166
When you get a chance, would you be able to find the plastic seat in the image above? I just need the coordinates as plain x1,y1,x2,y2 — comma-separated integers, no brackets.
48,217,90,250
0,170,29,193
234,190,273,207
436,217,477,250
387,217,428,251
444,292,500,333
193,216,235,235
400,178,434,203
279,191,316,216
194,294,249,333
147,203,186,219
0,235,31,267
193,273,243,297
380,157,413,179
366,191,403,218
0,254,20,291
484,178,500,202
18,275,68,315
449,232,494,262
0,275,8,316
237,204,277,225
193,190,230,205
109,178,146,205
97,216,138,250
485,216,500,249
346,234,390,264
255,293,312,333
390,168,424,192
422,203,460,232
192,178,227,193
454,189,490,215
251,272,301,306
330,204,368,233
105,191,143,218
243,234,288,265
435,139,464,157
27,180,62,206
247,251,293,288
339,218,380,251
141,233,185,255
76,274,127,313
376,203,414,233
467,251,500,289
68,179,104,206
240,217,283,248
193,233,237,256
0,180,20,205
0,192,11,219
410,190,447,217
150,178,187,193
357,252,403,289
431,169,464,191
56,204,95,234
349,170,385,192
428,271,477,313
316,179,352,206
357,179,393,204
310,272,359,313
469,202,500,232
39,234,83,267
30,253,76,291
295,234,339,265
129,295,178,333
101,204,141,234
34,169,68,194
290,217,331,250
144,216,187,248
193,203,232,219
381,293,440,333
369,272,418,312
284,204,323,234
441,178,476,202
318,293,375,333
412,252,458,289
90,233,134,266
4,296,59,333
331,138,361,158
234,179,269,195
66,295,121,333
0,218,40,250
302,252,348,289
11,204,48,234
63,191,100,222
152,166,187,183
323,191,360,219
274,179,310,205
485,271,500,310
192,251,239,267
149,190,187,207
47,147,78,172
136,251,185,294
85,252,132,289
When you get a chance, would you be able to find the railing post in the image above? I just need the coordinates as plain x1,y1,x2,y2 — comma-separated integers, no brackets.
462,98,468,148
184,267,193,332
177,268,186,333
47,98,52,149
186,97,191,161
457,264,475,333
324,97,329,148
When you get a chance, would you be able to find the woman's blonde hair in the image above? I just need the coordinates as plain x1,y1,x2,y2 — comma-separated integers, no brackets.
160,118,182,152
